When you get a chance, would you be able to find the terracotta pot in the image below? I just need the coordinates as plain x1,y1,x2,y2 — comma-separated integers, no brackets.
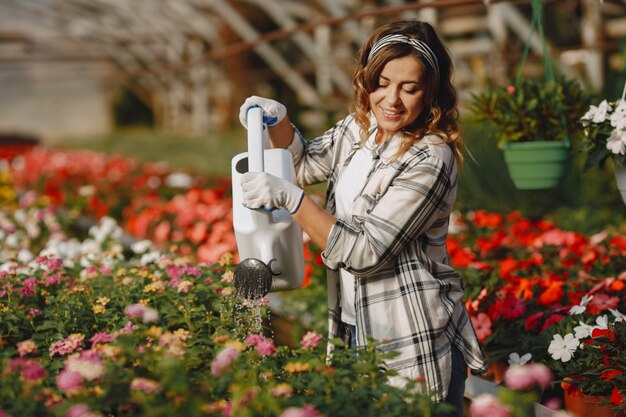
563,390,587,417
582,395,625,417
564,390,625,417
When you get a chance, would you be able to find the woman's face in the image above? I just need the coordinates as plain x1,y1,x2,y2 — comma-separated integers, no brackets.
368,55,426,142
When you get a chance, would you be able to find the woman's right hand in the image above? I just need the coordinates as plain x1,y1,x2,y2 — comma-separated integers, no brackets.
239,96,287,128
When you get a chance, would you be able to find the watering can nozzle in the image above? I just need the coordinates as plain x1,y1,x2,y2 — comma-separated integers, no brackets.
233,258,279,300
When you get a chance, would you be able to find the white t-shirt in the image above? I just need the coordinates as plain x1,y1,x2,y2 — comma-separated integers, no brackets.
334,137,376,325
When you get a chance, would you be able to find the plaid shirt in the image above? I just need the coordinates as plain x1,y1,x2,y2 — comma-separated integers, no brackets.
288,114,486,400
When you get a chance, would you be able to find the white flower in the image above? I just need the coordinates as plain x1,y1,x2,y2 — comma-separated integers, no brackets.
574,322,593,339
610,99,626,130
131,239,154,254
508,352,532,365
17,249,33,263
548,333,579,362
609,308,626,321
581,99,611,123
165,172,192,189
569,295,593,315
592,315,609,330
606,130,626,155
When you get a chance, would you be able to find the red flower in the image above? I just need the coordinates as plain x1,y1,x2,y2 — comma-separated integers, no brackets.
600,369,623,382
541,314,565,331
524,312,544,331
492,292,526,320
538,280,564,306
587,293,620,315
473,210,503,228
450,248,475,268
611,387,625,405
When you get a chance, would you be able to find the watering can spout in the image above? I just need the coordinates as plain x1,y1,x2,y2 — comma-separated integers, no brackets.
231,107,305,300
233,258,277,300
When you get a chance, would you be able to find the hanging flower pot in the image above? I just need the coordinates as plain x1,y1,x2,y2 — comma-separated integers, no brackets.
469,0,591,190
502,141,570,189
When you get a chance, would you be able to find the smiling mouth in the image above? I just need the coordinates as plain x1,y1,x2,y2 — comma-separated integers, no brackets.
381,108,403,118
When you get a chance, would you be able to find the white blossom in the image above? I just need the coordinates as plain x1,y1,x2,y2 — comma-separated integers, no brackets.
581,99,611,123
569,295,593,315
610,99,626,130
131,239,154,254
573,322,593,339
592,315,609,330
609,308,626,321
548,333,579,362
165,172,192,189
508,352,532,365
606,130,626,155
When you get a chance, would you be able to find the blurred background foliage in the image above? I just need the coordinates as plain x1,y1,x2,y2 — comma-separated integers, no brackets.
57,112,625,236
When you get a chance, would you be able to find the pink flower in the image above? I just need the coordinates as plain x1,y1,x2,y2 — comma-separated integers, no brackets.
504,363,553,390
17,339,37,356
300,331,322,349
90,332,116,346
65,350,105,381
56,370,83,393
506,85,516,94
49,334,85,357
0,410,13,417
211,347,239,377
124,303,160,323
244,334,265,346
245,334,276,356
8,358,46,381
66,404,91,417
26,308,43,319
255,338,276,356
469,393,510,417
470,313,492,343
280,404,326,417
130,377,161,394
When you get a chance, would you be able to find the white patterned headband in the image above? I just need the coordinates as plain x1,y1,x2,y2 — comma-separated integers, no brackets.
367,34,440,84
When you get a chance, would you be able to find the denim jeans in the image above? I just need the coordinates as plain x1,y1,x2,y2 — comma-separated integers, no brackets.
444,345,467,417
346,324,466,417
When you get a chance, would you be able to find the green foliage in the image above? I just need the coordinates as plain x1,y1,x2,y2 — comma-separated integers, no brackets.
457,119,626,234
469,77,591,147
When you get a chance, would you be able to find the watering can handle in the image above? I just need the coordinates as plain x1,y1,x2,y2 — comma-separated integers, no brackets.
247,106,265,173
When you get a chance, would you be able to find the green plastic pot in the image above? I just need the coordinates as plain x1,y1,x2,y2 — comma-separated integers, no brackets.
501,141,570,190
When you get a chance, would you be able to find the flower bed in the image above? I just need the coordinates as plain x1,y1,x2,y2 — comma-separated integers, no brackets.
0,205,443,417
3,145,626,415
448,210,626,410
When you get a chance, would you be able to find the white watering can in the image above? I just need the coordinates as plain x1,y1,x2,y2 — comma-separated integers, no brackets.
231,106,305,299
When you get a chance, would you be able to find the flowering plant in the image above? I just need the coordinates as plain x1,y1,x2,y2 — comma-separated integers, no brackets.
470,77,590,147
544,295,626,410
469,363,555,417
446,208,626,394
0,207,442,417
579,96,626,169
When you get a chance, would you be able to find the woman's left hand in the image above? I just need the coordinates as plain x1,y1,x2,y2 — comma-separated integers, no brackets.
240,172,304,214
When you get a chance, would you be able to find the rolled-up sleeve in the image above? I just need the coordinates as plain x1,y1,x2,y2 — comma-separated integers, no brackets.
322,152,453,275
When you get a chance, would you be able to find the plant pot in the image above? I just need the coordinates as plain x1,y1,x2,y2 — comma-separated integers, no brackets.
615,164,626,206
501,141,570,190
564,390,587,417
584,395,625,417
564,390,625,417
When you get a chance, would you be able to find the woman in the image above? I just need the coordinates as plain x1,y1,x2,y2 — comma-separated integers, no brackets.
239,19,486,416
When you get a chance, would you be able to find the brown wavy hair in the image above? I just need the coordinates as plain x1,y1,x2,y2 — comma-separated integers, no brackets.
350,20,463,166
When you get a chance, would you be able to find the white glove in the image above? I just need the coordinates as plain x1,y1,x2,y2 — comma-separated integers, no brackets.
239,96,287,128
241,172,304,214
